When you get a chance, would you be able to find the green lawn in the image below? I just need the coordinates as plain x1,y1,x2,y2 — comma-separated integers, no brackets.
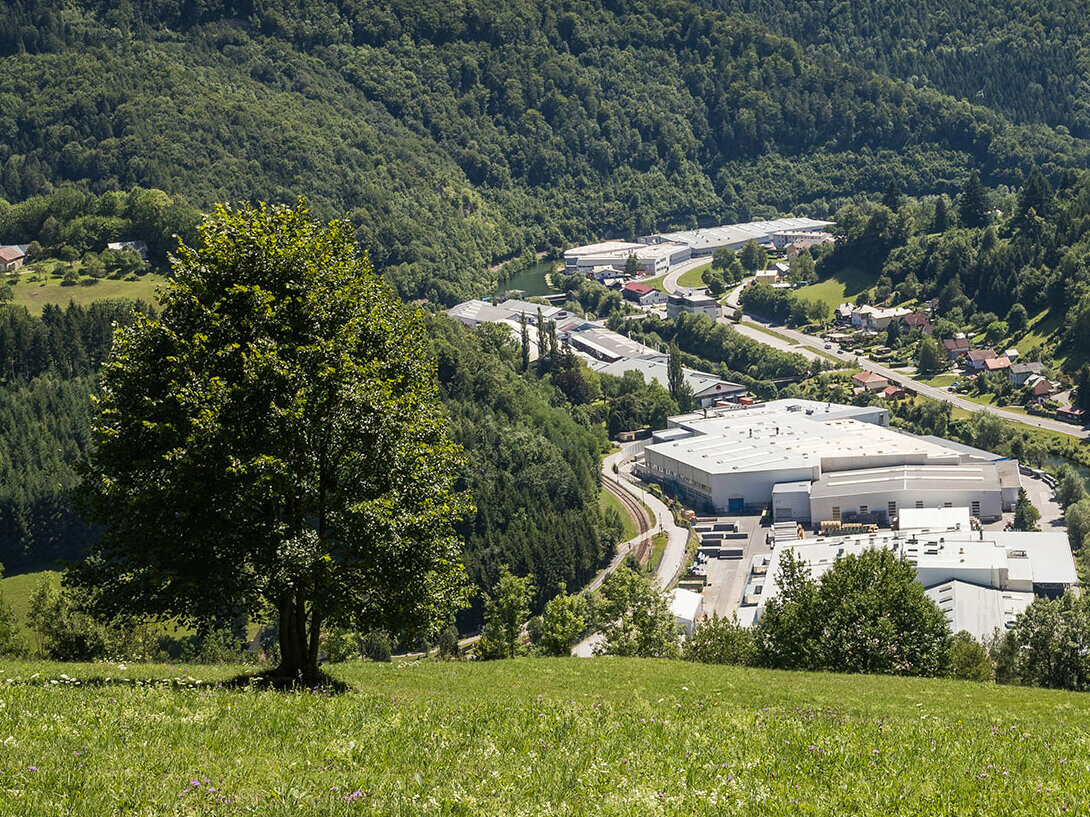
675,263,711,288
6,272,166,314
0,569,58,633
599,488,638,542
916,374,958,387
794,267,875,313
640,274,668,292
1,657,1089,814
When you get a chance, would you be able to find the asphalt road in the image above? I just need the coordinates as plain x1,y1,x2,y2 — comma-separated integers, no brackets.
721,282,1090,441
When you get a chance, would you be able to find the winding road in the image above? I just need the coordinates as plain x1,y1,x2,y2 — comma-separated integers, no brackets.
673,277,1090,441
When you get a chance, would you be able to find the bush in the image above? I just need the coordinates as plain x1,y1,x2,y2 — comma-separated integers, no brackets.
947,631,993,682
362,630,392,663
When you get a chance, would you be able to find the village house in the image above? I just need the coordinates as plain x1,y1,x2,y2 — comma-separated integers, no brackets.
965,349,996,371
982,356,1011,373
0,245,27,272
900,311,933,335
943,336,971,360
622,281,668,307
1009,361,1046,387
852,370,889,392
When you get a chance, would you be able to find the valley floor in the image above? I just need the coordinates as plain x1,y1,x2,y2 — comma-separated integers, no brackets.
1,658,1087,815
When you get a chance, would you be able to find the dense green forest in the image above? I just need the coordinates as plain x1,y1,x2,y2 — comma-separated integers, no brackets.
3,0,1090,304
706,0,1090,137
0,302,620,628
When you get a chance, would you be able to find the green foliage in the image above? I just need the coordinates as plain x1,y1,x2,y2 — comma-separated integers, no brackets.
682,614,758,666
74,200,471,681
759,547,950,677
477,566,534,660
915,336,945,376
1013,488,1042,531
537,583,587,657
666,342,694,413
1055,464,1088,509
361,631,392,663
739,240,768,274
437,624,461,660
0,564,18,655
948,631,994,682
999,592,1090,691
739,282,830,327
595,565,679,658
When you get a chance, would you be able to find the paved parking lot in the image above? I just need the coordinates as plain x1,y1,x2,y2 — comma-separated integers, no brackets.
692,514,771,620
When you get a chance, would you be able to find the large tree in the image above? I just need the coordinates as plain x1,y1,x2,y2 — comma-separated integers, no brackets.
75,200,470,682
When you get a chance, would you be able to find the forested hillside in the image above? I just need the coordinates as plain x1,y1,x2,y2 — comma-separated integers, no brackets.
3,0,1089,302
707,0,1090,137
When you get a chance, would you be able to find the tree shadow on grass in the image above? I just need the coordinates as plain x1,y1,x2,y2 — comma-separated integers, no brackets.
222,669,349,694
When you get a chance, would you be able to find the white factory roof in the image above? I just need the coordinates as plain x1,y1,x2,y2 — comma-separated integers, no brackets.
810,463,1001,499
647,402,957,477
447,299,519,326
497,299,564,321
594,357,745,398
670,588,703,624
646,218,833,252
753,519,1077,623
566,327,665,362
564,240,644,258
924,581,1033,643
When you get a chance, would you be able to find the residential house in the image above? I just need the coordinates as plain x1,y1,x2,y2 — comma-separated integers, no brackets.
1005,348,1020,362
0,245,26,272
1027,376,1055,397
900,311,933,335
622,281,668,307
965,349,996,371
666,293,720,320
943,336,971,360
1058,406,1086,425
881,385,905,400
983,356,1011,373
852,370,889,392
754,269,779,286
1009,361,1046,387
851,305,912,331
835,303,854,323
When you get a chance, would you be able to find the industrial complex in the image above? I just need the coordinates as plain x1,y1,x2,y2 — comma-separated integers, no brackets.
742,507,1077,638
562,217,833,276
639,400,1019,522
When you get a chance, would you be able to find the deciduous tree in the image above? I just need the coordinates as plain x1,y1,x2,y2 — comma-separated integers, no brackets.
75,200,470,682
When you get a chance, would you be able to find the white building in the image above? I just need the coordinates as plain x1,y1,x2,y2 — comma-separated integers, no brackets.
641,217,834,256
745,519,1077,632
593,357,747,408
563,240,691,276
851,305,912,331
666,292,720,320
639,400,1018,516
447,299,521,329
670,588,704,635
809,463,1009,525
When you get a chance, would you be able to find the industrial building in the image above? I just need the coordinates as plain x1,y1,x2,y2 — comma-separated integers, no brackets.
563,240,692,275
745,511,1077,637
638,400,1021,518
591,357,746,408
640,217,833,256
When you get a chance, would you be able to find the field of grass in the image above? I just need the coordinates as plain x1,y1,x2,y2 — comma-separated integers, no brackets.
916,374,958,387
640,274,668,292
599,488,638,542
794,267,875,313
7,272,166,314
676,263,711,288
1,569,58,630
1,657,1088,814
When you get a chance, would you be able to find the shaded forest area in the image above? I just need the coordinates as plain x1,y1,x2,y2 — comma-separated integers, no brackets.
3,0,1090,304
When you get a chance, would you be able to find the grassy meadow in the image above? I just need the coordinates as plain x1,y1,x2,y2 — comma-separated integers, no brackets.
0,657,1088,815
5,266,165,314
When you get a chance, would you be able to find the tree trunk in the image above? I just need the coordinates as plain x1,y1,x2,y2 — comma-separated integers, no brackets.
275,592,321,683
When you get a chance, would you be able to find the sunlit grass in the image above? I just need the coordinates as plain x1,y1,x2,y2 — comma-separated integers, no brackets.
1,658,1088,815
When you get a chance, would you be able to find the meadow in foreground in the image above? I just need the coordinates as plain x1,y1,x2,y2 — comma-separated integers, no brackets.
0,657,1088,815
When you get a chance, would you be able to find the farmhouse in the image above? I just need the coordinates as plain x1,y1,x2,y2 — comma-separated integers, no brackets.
0,245,26,272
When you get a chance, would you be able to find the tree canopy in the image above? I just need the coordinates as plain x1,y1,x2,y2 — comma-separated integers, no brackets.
74,200,471,681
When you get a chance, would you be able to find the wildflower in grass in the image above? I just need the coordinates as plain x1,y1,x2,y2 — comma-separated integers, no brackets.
27,766,37,772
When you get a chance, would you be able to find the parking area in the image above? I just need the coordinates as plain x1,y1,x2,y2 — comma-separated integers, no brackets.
686,514,771,620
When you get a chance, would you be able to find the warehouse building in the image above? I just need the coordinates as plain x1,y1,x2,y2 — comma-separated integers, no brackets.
592,357,747,408
666,292,721,319
809,463,1008,525
641,217,833,256
639,400,1017,517
563,240,692,275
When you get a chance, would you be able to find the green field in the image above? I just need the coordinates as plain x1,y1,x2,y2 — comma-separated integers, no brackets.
675,263,711,288
1,657,1088,814
794,267,875,312
0,570,58,643
640,274,668,292
6,273,166,314
916,374,958,387
599,488,638,542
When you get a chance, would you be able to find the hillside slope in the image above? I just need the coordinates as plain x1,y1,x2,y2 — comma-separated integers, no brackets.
2,657,1087,814
3,0,1090,301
